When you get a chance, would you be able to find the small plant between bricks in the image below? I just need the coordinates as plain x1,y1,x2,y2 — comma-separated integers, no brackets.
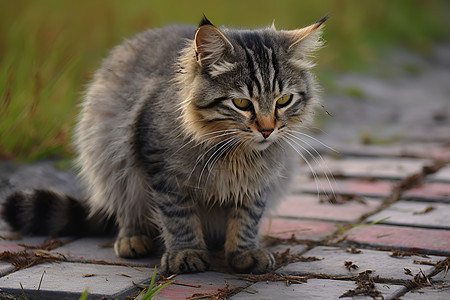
78,267,172,300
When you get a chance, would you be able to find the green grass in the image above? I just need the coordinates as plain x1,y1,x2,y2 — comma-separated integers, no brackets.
78,267,172,300
1,0,449,161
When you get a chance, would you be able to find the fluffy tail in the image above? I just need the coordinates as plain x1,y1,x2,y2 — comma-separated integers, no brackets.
2,189,115,236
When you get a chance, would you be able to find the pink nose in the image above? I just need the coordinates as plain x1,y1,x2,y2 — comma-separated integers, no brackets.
259,128,274,139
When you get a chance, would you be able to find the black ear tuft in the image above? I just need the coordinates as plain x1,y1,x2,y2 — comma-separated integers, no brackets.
315,14,330,26
199,15,214,27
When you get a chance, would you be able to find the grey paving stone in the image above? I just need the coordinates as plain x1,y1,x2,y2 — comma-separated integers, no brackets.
155,271,249,300
334,142,450,160
0,262,14,277
367,200,450,230
267,244,309,256
400,269,450,299
310,157,432,180
292,177,394,199
0,159,84,202
0,262,154,299
430,165,450,183
53,237,160,267
278,246,443,283
230,279,406,300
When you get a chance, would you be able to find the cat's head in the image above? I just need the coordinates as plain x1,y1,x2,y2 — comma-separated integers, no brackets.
178,16,327,151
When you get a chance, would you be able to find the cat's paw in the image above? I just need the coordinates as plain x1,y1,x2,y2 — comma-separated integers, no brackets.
114,235,153,258
161,249,210,274
227,248,275,274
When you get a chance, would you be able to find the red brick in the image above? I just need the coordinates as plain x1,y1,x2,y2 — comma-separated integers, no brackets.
275,194,380,223
403,182,450,202
260,218,336,241
0,236,48,253
156,283,225,300
0,240,24,253
346,224,450,255
154,272,247,300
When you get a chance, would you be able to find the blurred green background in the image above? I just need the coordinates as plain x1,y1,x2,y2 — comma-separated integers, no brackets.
1,0,449,161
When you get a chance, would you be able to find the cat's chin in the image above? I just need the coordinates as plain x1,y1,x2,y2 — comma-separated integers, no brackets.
251,139,275,151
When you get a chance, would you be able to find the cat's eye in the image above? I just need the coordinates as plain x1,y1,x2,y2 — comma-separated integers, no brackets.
276,94,293,108
232,98,252,111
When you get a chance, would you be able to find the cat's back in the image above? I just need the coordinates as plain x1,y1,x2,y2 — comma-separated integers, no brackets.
76,25,196,203
78,24,195,137
97,24,196,89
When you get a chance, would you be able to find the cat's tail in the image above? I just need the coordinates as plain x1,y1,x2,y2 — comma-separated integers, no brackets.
1,189,115,236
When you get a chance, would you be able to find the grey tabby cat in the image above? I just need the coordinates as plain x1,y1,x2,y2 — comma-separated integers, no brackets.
3,16,327,274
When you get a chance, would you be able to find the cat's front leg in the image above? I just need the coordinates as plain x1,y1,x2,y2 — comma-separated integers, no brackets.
157,195,210,274
225,196,275,274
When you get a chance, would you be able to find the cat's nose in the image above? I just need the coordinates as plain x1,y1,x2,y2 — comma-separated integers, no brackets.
259,128,274,139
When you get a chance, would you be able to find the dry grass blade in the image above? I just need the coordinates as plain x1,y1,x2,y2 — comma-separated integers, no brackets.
412,269,432,288
344,261,359,271
413,206,436,215
339,270,381,298
390,250,429,258
0,250,66,272
18,238,66,251
413,260,437,266
273,248,323,268
187,281,244,300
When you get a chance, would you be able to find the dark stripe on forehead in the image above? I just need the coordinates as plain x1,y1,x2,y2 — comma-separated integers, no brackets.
234,33,264,96
270,47,279,93
243,47,262,95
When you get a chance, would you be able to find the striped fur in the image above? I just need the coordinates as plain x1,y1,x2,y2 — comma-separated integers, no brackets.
3,16,326,274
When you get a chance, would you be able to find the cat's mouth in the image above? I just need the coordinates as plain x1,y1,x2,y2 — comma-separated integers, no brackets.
252,137,275,151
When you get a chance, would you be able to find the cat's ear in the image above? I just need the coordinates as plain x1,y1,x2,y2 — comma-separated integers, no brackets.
282,15,328,67
194,16,234,67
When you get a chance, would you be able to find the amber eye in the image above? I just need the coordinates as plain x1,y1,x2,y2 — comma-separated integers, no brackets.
276,94,293,108
232,98,252,110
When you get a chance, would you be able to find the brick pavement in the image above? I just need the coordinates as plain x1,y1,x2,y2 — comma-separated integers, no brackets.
0,141,449,299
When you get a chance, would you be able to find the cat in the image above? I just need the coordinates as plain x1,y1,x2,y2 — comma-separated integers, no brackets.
2,16,327,274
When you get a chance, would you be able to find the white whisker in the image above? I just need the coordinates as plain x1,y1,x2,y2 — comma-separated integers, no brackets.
289,129,339,154
204,137,241,185
283,136,321,199
198,137,237,187
285,132,337,199
174,129,240,160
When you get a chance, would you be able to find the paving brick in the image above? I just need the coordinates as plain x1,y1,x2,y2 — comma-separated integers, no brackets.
403,182,450,203
336,142,450,161
292,178,395,198
278,246,443,283
275,194,380,223
400,269,450,299
0,262,154,299
230,279,406,300
367,200,450,230
310,157,431,180
268,244,309,256
430,165,450,183
0,236,59,252
346,224,450,255
53,237,159,267
0,262,14,277
154,271,249,300
261,218,337,241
